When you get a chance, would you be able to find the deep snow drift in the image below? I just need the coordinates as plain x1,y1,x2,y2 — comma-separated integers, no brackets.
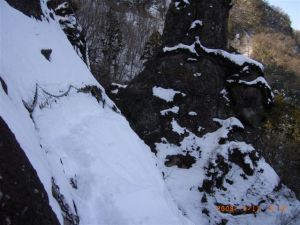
0,1,192,224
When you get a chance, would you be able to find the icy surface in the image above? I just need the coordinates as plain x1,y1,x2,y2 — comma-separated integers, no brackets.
0,2,192,225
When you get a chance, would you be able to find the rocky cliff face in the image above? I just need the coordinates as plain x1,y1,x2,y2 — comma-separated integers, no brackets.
47,0,88,64
113,0,300,224
74,0,169,85
2,0,300,224
228,0,300,199
163,0,232,49
115,0,273,148
0,117,60,225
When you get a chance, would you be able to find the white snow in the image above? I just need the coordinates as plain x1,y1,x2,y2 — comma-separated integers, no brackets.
189,20,203,29
156,117,252,224
213,117,244,129
160,106,180,115
197,37,264,70
110,82,127,95
164,42,197,55
171,118,186,134
163,37,264,70
1,2,299,225
111,89,119,94
226,76,274,100
242,65,249,71
0,2,193,225
154,116,300,225
112,82,128,89
220,88,230,102
198,126,204,132
152,86,185,102
187,58,197,61
188,111,197,116
227,76,271,89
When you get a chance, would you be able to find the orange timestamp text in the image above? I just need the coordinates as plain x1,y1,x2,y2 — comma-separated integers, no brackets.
216,204,288,214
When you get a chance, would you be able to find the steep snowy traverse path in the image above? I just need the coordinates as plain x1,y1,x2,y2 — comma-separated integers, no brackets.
0,1,193,224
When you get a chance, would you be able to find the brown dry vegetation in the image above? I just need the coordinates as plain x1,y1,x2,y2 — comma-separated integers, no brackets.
229,0,300,106
229,0,300,198
261,95,300,198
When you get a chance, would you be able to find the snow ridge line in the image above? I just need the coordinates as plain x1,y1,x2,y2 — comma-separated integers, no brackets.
163,37,264,71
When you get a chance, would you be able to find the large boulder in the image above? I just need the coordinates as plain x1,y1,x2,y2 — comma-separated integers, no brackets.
113,0,300,224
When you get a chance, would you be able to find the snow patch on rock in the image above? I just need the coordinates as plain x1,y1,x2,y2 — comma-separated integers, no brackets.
189,20,203,30
161,106,180,115
153,86,185,102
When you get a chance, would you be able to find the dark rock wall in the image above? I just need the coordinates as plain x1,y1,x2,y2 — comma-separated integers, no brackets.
163,0,232,49
112,0,300,221
0,117,60,225
115,0,272,149
116,52,231,150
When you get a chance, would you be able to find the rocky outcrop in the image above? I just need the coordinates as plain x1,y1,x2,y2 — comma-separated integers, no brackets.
115,0,273,148
113,0,299,224
47,0,88,64
0,117,60,225
5,0,43,19
228,0,300,107
163,0,232,49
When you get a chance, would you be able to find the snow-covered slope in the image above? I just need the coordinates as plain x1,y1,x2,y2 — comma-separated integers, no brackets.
0,1,192,224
